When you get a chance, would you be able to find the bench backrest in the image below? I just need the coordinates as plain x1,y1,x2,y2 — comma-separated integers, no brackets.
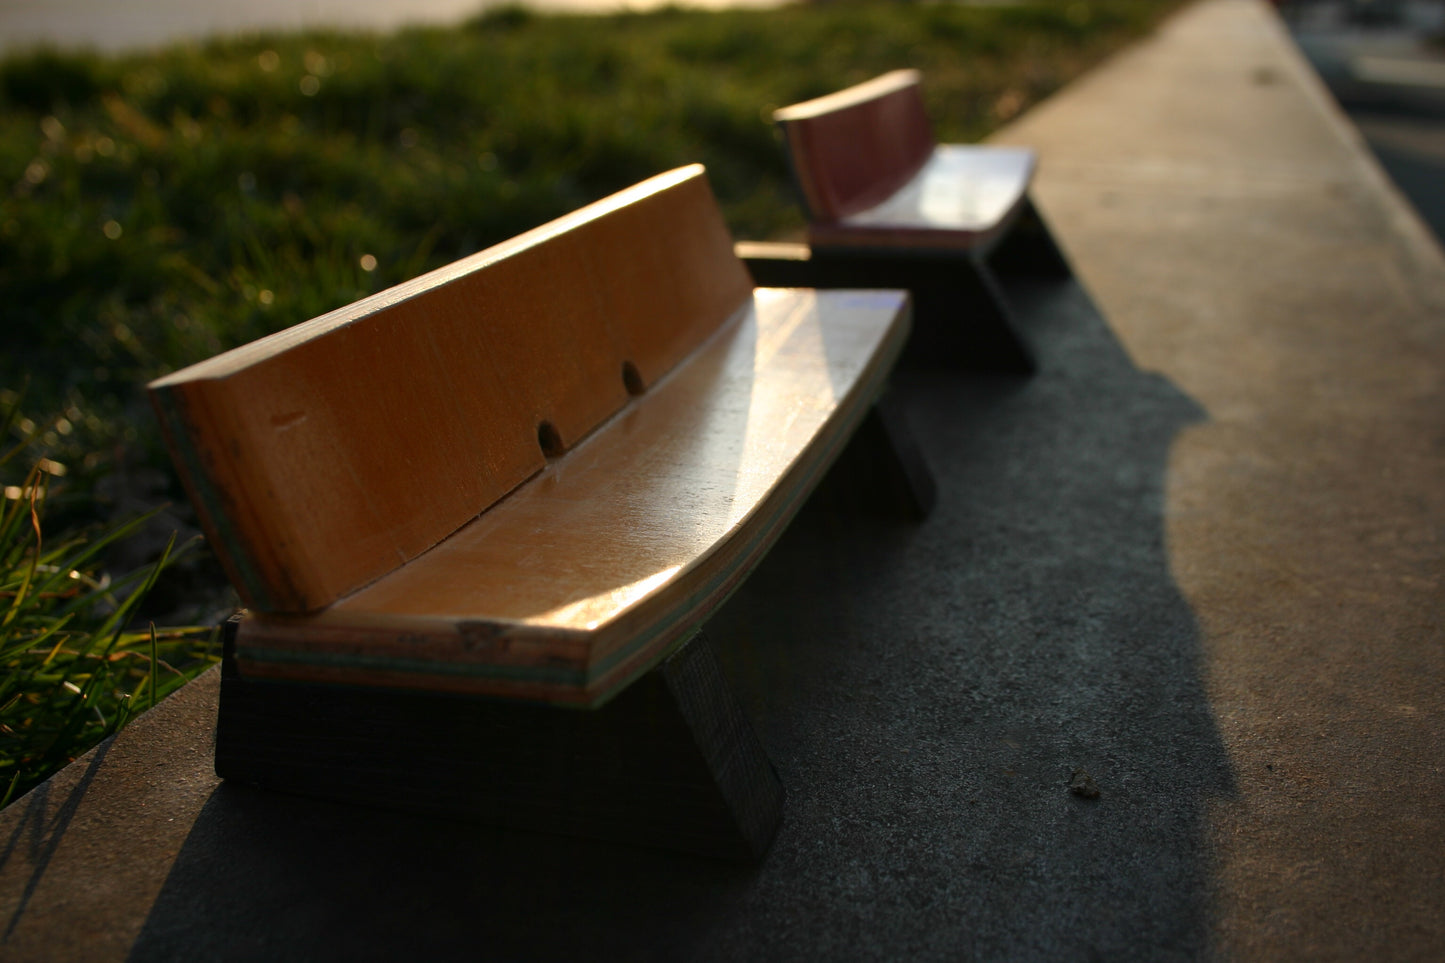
773,69,936,223
150,165,752,614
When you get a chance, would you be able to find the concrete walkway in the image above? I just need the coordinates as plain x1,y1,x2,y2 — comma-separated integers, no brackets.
997,1,1445,955
1,1,1441,959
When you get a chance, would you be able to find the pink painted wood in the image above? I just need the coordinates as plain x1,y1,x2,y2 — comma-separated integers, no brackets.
775,70,1036,251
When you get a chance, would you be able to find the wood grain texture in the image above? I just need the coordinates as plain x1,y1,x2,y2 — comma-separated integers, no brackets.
773,71,1035,251
149,166,752,613
236,287,912,706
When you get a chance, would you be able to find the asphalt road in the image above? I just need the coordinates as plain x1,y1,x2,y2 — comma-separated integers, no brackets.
1287,0,1445,241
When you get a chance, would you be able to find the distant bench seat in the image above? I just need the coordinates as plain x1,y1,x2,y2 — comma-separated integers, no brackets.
150,165,930,859
739,69,1073,373
802,143,1037,251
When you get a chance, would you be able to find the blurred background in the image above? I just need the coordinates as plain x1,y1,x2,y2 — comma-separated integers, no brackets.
1285,0,1445,239
0,0,788,54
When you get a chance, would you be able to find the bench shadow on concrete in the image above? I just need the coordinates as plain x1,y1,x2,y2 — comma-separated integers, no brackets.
128,277,1235,961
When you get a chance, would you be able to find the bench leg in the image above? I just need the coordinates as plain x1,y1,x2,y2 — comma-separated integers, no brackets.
816,389,937,521
862,391,937,521
738,244,1037,375
215,621,784,861
986,195,1074,281
914,252,1038,375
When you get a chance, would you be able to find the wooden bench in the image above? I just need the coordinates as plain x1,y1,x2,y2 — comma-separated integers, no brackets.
738,69,1074,374
149,165,933,860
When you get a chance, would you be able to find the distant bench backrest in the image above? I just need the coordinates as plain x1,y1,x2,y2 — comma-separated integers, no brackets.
149,165,752,615
774,69,936,223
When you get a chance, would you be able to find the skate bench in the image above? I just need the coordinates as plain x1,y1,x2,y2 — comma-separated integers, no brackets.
149,165,930,860
739,69,1073,373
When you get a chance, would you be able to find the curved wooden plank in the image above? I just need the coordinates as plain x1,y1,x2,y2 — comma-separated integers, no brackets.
234,287,912,707
149,166,752,614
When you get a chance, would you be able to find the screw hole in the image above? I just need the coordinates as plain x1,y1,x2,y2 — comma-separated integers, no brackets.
622,361,645,396
537,421,563,458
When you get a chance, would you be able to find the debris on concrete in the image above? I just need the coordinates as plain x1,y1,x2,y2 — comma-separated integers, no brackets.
1069,768,1101,800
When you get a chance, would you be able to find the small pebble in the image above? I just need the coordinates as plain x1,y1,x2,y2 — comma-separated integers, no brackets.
1069,767,1100,800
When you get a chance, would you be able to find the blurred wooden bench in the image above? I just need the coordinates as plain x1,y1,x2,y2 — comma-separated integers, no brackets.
149,165,932,860
738,69,1073,374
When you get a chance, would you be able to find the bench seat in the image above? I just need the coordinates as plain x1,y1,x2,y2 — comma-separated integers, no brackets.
806,144,1035,251
743,69,1073,374
236,286,908,707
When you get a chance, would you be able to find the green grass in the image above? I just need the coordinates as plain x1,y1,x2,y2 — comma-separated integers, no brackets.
0,0,1181,800
1,0,1179,423
0,396,215,805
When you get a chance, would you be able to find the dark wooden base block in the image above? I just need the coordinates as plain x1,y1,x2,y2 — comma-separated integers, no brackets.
215,622,784,861
737,198,1074,376
865,392,938,522
985,197,1074,282
805,393,938,524
740,243,1035,374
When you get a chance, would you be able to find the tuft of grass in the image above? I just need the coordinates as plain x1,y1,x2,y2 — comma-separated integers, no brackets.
0,398,216,806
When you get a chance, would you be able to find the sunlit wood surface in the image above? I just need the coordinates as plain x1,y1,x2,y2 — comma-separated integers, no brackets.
150,166,751,614
238,287,910,706
808,146,1035,251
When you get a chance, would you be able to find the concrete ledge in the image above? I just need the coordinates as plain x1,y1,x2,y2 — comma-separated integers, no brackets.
998,1,1445,956
2,1,1441,958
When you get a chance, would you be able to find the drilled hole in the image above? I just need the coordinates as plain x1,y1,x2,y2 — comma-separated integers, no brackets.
622,361,645,396
537,421,563,458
